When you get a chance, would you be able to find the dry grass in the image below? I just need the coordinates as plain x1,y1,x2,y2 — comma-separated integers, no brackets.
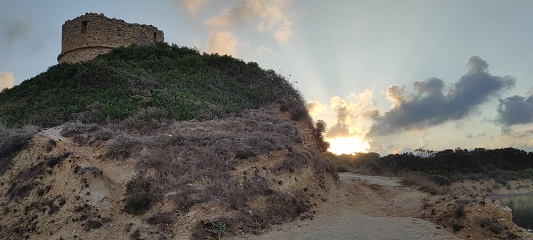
399,172,448,195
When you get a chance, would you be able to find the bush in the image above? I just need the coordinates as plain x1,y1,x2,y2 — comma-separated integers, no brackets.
0,125,39,174
275,152,308,173
400,172,446,195
60,122,98,137
430,174,452,186
123,176,155,215
478,217,505,234
453,204,466,219
104,134,137,160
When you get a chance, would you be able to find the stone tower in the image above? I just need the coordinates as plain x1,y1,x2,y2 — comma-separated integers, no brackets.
57,13,164,63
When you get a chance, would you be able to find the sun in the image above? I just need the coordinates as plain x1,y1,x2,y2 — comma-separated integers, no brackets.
326,136,371,155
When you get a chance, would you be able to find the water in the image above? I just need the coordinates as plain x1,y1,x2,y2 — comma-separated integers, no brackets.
496,194,533,230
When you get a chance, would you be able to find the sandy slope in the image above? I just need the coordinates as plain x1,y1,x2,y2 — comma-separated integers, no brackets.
230,172,458,240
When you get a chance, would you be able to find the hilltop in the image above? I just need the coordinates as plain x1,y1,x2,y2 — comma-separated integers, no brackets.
0,43,313,128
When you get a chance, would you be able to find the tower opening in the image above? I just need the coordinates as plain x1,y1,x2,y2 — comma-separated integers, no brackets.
81,21,88,34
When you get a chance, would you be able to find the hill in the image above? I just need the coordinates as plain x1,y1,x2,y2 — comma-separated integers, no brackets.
0,43,310,128
0,44,335,239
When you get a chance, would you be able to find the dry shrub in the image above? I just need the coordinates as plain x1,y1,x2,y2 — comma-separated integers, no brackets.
104,134,138,160
123,176,156,215
400,172,447,195
124,107,168,132
453,203,466,219
326,152,382,175
0,125,39,174
147,212,176,231
192,191,312,240
478,217,505,234
274,152,308,173
60,122,98,137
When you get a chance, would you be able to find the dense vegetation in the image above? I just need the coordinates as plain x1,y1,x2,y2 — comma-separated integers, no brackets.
329,147,533,181
0,43,308,128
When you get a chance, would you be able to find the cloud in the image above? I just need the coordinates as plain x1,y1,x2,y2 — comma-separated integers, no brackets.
1,20,29,44
386,84,408,109
497,94,533,125
180,0,209,16
368,56,515,136
256,45,274,55
306,100,327,116
206,30,238,56
492,127,533,151
307,89,376,139
0,71,15,91
203,0,293,44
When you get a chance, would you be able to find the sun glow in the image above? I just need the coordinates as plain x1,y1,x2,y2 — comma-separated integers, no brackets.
326,136,371,155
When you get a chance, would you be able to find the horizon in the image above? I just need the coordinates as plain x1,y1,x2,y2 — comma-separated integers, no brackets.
1,0,532,154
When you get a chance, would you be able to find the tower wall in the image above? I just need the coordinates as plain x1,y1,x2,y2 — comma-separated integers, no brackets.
58,13,164,63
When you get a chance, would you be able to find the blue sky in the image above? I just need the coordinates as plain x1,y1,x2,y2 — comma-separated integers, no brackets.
1,0,532,154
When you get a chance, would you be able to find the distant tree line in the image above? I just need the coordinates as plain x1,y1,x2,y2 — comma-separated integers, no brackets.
328,147,533,180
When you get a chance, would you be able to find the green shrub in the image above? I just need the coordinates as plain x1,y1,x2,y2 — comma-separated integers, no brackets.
0,43,307,128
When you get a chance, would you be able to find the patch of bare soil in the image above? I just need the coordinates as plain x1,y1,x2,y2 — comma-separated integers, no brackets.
231,172,458,240
420,179,533,240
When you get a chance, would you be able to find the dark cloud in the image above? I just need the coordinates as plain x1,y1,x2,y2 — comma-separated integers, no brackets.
497,95,533,126
368,56,515,136
1,20,29,44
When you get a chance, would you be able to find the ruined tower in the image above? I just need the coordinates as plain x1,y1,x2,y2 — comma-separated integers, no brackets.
57,13,164,63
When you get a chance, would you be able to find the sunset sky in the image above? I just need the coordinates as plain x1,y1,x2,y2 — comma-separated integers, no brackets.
1,0,533,155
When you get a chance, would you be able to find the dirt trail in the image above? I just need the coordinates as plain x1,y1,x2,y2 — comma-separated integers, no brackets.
235,172,459,240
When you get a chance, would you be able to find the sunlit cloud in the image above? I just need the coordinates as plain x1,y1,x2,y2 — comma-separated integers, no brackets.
306,100,327,116
307,89,377,155
0,71,15,91
203,0,293,44
180,0,209,16
206,30,238,56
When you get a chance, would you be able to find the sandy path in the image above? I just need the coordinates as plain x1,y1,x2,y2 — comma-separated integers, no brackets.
234,173,459,240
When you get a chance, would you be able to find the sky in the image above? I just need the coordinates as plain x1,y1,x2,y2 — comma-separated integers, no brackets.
1,0,533,155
